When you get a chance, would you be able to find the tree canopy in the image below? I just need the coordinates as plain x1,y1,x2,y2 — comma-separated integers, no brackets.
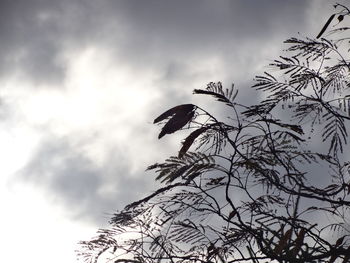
79,4,350,263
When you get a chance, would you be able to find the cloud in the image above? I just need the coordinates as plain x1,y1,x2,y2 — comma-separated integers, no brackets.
0,0,64,84
0,0,115,85
16,134,159,225
0,0,323,86
2,0,343,226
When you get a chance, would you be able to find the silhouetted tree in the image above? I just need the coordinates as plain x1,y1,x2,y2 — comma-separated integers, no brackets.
79,4,350,263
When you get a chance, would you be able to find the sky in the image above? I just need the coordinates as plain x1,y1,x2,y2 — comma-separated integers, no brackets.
0,1,345,262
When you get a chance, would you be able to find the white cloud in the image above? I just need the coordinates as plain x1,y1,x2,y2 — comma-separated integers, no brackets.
0,181,94,263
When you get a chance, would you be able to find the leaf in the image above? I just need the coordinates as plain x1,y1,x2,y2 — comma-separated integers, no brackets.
179,127,208,158
261,118,304,135
149,152,215,184
193,89,228,102
158,111,195,139
185,172,201,183
284,131,306,142
335,236,345,247
227,210,237,221
207,176,225,185
324,183,339,193
154,104,195,124
207,243,219,260
338,15,344,23
317,14,335,38
291,228,305,256
274,228,292,254
155,105,196,139
193,84,238,107
170,220,206,245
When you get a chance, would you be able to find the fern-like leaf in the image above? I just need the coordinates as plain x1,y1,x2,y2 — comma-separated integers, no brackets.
147,152,216,184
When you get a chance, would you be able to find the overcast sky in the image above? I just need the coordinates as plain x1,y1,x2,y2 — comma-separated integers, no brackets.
0,1,344,262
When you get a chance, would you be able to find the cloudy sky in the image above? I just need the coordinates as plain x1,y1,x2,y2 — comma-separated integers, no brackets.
0,1,344,262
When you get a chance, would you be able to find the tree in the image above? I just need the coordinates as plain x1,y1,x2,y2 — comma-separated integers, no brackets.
79,4,350,263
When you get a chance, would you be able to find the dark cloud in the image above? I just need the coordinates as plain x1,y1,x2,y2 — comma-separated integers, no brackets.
17,134,157,225
0,0,330,86
110,0,310,71
0,0,64,84
0,0,113,85
102,0,330,110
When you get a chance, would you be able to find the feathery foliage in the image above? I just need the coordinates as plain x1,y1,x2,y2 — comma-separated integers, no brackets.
79,4,350,263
